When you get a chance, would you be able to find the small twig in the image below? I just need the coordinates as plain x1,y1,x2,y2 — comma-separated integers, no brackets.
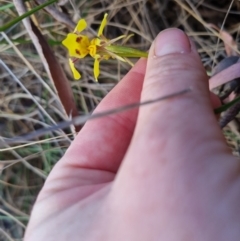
30,20,80,131
219,100,240,128
3,87,192,144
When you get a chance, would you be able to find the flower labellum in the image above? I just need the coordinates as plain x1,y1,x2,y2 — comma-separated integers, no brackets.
62,13,148,81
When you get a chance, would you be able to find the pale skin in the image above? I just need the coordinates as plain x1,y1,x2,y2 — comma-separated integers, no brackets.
25,29,240,241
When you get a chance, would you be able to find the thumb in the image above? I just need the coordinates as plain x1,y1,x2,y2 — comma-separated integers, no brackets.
123,28,231,171
110,29,236,240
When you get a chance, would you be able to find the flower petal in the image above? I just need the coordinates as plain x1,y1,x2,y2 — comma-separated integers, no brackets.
62,33,90,58
69,59,81,80
97,13,108,37
62,33,80,56
93,58,100,81
74,19,87,33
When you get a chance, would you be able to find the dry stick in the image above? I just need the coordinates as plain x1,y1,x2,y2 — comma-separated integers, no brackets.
219,101,240,128
4,88,192,144
30,20,80,131
13,0,80,132
210,57,240,128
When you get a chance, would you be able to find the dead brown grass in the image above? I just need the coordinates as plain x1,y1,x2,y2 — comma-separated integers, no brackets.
1,0,240,239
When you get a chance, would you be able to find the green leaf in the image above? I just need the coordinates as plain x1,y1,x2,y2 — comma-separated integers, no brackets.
0,0,58,32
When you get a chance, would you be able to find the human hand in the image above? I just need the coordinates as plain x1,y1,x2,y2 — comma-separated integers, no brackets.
25,29,240,241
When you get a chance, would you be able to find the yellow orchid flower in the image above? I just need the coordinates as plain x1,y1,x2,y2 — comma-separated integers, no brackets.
62,13,148,81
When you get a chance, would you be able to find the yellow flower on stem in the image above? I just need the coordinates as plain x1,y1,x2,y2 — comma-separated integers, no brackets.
62,13,148,81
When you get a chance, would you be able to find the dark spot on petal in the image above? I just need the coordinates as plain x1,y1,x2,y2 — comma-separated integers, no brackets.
76,37,82,43
75,49,81,55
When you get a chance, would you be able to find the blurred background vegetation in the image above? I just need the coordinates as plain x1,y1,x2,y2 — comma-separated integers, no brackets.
1,0,240,240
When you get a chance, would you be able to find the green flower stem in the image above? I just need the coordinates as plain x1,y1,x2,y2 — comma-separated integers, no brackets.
106,45,148,58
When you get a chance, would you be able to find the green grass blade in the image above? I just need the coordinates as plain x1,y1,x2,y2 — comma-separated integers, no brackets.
214,96,240,114
0,38,61,46
0,0,58,32
0,3,14,11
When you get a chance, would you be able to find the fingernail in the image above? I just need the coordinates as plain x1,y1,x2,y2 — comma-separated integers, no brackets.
155,28,191,56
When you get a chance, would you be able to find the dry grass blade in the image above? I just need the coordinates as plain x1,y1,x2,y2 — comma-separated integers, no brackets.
209,62,240,90
210,0,235,68
208,23,238,56
0,57,69,137
35,0,75,29
2,87,191,146
0,208,26,229
0,137,47,179
174,0,240,55
0,228,15,241
0,58,55,126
